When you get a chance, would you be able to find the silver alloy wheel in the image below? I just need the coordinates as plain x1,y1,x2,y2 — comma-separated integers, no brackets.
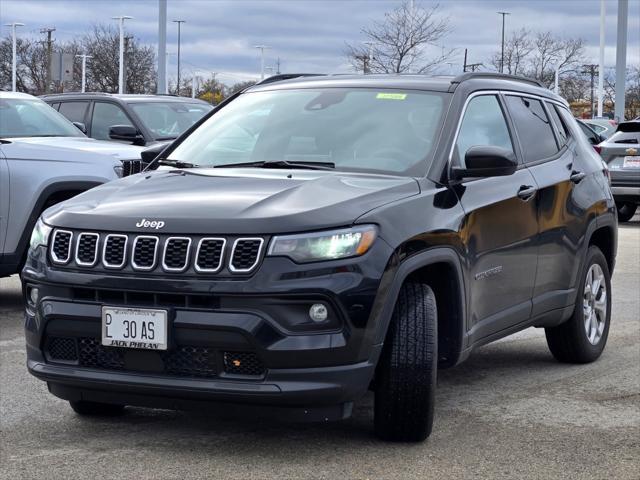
583,264,607,345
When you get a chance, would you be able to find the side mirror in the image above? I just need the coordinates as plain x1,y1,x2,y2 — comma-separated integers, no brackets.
452,146,518,179
109,125,145,145
72,122,87,134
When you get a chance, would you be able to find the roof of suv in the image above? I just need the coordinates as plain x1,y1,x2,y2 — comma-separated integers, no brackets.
247,72,565,104
40,93,210,104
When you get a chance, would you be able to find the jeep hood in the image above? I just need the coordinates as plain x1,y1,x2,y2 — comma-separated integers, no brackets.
44,168,420,234
1,136,144,162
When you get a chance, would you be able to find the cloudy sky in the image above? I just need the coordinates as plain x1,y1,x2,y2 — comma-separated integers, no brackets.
1,0,638,85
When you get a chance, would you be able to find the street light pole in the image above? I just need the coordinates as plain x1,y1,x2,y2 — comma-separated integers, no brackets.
254,45,271,80
497,12,510,74
597,0,606,117
4,22,25,91
75,54,92,93
112,15,132,94
173,20,185,95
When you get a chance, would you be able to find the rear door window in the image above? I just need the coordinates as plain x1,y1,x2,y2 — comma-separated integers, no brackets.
546,103,571,147
58,101,89,124
505,95,559,163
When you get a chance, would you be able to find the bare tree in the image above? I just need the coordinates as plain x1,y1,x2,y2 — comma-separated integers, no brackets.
345,1,452,74
529,32,585,87
490,28,533,76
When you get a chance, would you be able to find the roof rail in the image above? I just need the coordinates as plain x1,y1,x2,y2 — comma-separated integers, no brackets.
255,73,325,86
40,91,114,98
450,72,545,89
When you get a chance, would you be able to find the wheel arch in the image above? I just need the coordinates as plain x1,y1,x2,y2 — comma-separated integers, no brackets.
373,247,467,368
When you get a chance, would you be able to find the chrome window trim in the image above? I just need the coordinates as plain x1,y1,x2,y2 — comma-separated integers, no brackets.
194,237,227,273
102,234,128,269
50,230,74,265
131,235,159,271
229,237,264,273
75,232,100,267
161,236,192,273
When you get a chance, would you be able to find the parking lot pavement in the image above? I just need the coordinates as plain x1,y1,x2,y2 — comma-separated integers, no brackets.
1,222,638,480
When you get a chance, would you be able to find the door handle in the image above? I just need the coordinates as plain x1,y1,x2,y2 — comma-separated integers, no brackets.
517,185,537,201
570,171,586,184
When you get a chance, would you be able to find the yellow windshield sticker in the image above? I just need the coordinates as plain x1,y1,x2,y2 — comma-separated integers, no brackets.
376,93,407,100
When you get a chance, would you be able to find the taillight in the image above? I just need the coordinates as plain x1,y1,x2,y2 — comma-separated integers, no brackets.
602,162,611,186
593,145,602,154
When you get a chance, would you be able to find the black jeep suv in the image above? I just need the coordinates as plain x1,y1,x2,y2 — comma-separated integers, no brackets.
23,73,617,442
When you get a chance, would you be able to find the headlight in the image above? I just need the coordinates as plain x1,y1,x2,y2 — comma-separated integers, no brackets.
29,218,52,249
113,165,124,177
267,225,377,263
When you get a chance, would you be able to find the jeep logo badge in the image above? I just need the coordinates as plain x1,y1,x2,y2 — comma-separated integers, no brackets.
135,219,165,229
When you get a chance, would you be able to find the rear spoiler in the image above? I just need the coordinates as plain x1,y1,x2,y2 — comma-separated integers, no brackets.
616,121,640,133
255,73,325,85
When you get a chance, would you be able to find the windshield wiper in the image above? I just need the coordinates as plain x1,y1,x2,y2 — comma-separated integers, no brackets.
156,159,198,168
214,160,335,171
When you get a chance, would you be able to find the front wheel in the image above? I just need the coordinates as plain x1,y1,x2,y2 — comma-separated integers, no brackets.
545,246,611,363
616,202,637,222
374,283,437,442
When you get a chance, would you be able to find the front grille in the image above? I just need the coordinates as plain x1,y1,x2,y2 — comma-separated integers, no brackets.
45,337,265,379
103,234,127,268
120,159,147,177
51,230,72,264
49,229,266,276
47,337,77,361
195,238,225,272
164,346,217,377
75,233,99,266
223,351,265,376
162,237,191,271
230,238,263,272
132,236,158,270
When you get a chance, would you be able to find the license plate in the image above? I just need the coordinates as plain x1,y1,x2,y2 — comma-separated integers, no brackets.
623,156,640,168
102,307,168,350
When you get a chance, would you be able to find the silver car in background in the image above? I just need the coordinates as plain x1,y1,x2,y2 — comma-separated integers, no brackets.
598,120,640,222
0,91,144,276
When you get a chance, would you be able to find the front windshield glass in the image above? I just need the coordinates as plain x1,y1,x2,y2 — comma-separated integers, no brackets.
0,98,84,138
167,88,448,176
130,102,213,140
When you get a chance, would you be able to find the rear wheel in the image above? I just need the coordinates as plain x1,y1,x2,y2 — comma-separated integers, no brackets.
545,246,611,363
69,400,125,416
616,202,637,222
374,283,437,442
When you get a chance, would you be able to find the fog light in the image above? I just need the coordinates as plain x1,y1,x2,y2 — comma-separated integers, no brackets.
309,303,328,323
29,287,39,305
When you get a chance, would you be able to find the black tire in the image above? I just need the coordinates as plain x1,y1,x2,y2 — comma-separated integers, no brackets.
69,400,126,416
616,202,637,223
374,283,437,442
545,246,611,363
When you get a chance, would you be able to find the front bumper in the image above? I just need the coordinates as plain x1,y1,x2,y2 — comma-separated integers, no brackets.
22,240,393,417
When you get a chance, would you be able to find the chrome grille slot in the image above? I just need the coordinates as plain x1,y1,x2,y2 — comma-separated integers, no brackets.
132,236,159,270
162,237,192,272
230,238,264,273
120,159,146,177
195,238,226,272
50,230,73,264
102,234,128,269
75,233,99,267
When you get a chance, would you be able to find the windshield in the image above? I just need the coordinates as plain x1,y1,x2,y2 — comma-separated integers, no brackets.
167,88,448,176
129,101,213,140
0,97,84,138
